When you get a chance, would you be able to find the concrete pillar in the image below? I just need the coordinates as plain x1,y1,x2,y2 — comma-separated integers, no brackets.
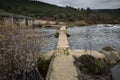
18,18,26,26
3,17,13,26
27,19,33,26
26,19,28,26
11,17,14,26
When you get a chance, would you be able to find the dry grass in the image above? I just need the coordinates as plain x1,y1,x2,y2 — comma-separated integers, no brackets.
0,21,45,80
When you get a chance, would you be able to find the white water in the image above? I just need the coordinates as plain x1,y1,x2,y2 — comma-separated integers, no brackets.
68,25,120,51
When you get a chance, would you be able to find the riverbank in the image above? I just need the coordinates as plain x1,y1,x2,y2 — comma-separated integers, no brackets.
33,19,120,28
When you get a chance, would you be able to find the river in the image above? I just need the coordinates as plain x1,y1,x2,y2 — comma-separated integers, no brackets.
68,25,120,52
39,28,57,53
40,24,120,53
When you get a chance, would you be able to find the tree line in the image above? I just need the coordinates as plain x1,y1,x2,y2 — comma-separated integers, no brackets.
0,0,120,24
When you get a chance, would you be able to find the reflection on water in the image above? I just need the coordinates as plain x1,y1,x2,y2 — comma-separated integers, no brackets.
68,25,120,51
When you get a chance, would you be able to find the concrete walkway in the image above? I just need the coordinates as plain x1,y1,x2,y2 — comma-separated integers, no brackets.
49,51,79,80
48,26,79,80
57,26,69,49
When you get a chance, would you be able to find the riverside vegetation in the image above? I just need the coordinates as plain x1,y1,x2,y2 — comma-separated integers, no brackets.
0,21,50,80
73,45,120,80
74,54,111,80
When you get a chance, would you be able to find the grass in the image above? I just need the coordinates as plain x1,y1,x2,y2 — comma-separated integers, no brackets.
64,49,69,55
95,59,104,74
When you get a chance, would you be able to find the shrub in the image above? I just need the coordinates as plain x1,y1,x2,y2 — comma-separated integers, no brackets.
38,56,50,78
77,55,107,75
0,22,44,80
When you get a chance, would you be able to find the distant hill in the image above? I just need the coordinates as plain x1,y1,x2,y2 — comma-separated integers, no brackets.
94,8,120,18
0,0,79,19
0,0,120,24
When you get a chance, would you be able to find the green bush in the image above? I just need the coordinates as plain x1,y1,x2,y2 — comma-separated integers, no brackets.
38,57,50,78
0,22,45,80
95,59,104,74
78,55,106,75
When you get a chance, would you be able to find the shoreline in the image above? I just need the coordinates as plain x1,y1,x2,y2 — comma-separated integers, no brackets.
33,19,120,28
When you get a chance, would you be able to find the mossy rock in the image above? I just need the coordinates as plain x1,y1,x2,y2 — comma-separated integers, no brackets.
55,32,59,37
55,30,60,37
102,45,115,51
67,33,70,37
77,54,108,75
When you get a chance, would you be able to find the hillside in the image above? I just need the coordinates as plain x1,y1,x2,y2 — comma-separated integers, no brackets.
0,0,120,24
94,8,120,18
0,0,80,20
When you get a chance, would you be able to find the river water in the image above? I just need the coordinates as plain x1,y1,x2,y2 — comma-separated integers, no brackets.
68,25,120,51
40,28,57,53
40,25,120,53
